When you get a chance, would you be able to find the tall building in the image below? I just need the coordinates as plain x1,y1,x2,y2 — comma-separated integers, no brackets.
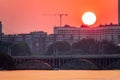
0,21,2,34
15,31,47,54
53,24,120,44
1,31,47,55
0,21,2,40
30,31,47,54
118,0,120,24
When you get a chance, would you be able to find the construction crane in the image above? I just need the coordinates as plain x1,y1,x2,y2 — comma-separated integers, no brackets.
42,13,68,26
59,13,68,26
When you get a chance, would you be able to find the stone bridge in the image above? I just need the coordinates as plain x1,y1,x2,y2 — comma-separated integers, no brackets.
13,54,120,70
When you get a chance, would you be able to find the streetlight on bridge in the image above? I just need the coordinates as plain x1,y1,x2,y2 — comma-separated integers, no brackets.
53,44,58,56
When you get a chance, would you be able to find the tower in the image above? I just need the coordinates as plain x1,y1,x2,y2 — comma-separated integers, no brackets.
118,0,120,24
0,21,2,34
0,21,2,40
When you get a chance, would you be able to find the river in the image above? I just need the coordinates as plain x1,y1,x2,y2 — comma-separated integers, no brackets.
0,70,120,80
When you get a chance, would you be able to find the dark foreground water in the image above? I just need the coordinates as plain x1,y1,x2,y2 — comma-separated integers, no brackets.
0,70,120,80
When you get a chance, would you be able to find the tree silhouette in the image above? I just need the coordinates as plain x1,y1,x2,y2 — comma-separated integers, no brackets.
0,52,15,70
72,39,99,54
47,41,71,55
11,42,31,56
72,39,120,54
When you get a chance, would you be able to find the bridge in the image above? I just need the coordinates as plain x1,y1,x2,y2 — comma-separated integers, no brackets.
13,54,120,70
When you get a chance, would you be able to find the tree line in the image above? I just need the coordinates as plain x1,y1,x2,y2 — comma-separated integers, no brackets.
47,39,120,55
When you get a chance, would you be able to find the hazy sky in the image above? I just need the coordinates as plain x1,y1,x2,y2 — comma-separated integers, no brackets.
0,0,118,34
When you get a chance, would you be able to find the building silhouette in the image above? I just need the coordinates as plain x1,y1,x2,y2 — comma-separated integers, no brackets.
0,21,2,40
1,24,120,56
48,24,120,46
1,31,47,55
118,0,120,24
0,21,2,34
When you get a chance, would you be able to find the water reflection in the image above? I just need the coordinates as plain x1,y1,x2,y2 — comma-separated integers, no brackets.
0,70,120,80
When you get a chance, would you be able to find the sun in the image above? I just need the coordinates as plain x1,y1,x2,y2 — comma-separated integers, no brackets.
82,12,96,25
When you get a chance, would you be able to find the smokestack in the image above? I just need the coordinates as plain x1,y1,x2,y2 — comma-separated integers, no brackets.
118,0,120,24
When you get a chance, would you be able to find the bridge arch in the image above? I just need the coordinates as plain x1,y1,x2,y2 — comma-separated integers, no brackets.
16,60,53,70
107,59,120,69
60,59,98,70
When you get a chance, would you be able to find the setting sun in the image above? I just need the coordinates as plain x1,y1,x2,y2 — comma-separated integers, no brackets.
82,12,96,25
0,0,117,34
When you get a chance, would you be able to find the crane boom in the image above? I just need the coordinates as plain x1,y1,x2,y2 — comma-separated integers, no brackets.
42,13,68,26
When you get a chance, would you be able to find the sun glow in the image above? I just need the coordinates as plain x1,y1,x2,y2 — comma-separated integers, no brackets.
82,12,96,25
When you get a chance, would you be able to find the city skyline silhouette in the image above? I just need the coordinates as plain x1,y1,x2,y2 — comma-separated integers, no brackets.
0,0,118,34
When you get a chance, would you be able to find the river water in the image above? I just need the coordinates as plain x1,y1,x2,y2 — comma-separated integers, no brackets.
0,70,120,80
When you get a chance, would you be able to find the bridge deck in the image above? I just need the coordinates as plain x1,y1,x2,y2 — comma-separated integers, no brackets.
12,54,120,59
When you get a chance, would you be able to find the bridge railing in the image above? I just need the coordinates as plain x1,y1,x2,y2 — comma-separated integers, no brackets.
12,54,120,59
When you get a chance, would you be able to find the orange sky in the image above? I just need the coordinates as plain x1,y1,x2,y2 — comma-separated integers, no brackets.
0,0,118,34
